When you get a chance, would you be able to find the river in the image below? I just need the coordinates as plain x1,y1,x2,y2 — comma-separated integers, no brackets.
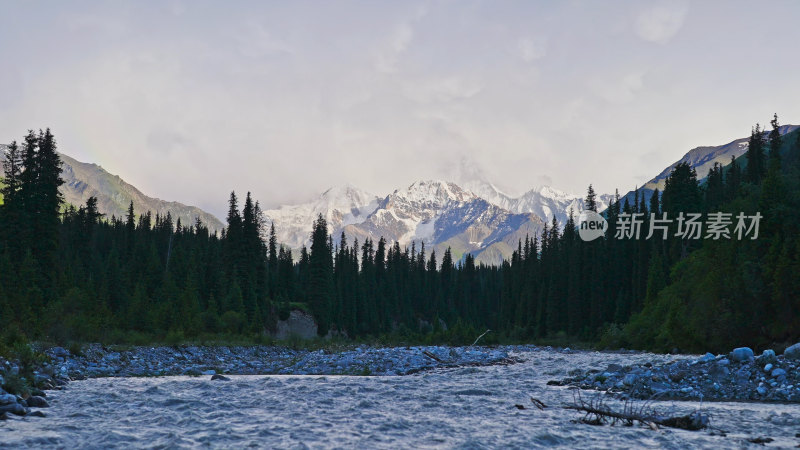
2,348,799,448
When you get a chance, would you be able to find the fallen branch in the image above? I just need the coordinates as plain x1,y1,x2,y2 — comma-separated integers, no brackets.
422,350,444,363
470,329,491,347
530,397,547,410
565,392,708,431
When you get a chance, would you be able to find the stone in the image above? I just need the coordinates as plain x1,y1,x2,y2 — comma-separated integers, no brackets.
274,310,318,340
783,343,800,360
764,363,773,372
51,347,69,358
606,364,623,373
622,374,638,386
757,386,767,395
669,370,687,382
26,396,49,408
28,410,46,417
771,368,787,378
758,349,777,364
0,393,17,405
0,402,27,416
699,352,715,363
718,358,730,366
210,374,230,381
730,347,754,362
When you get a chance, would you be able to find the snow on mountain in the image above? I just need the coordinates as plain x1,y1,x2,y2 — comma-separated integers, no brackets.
343,180,544,264
344,180,478,246
463,180,610,228
263,179,620,264
262,184,380,249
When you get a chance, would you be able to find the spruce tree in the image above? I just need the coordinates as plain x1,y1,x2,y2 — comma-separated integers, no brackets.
585,184,597,212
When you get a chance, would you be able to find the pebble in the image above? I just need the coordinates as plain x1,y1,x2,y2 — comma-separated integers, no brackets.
771,368,787,378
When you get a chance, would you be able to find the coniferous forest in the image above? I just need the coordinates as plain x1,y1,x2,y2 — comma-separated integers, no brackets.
1,116,799,353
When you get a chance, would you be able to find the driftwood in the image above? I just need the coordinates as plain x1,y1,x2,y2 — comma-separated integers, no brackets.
422,350,444,363
470,329,491,347
530,397,547,410
565,392,709,431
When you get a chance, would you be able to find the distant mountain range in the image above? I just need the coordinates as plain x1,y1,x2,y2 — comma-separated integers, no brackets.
3,124,792,264
0,145,225,232
263,180,608,264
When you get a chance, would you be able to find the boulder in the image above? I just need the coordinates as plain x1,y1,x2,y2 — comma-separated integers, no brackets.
26,396,49,408
274,310,318,340
210,374,230,381
757,349,777,364
0,393,17,405
730,347,754,362
0,402,27,416
783,343,800,360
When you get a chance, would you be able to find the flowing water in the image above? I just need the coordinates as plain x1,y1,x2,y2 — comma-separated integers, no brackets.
2,348,799,448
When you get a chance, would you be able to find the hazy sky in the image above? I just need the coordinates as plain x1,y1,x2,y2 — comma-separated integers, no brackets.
2,0,800,218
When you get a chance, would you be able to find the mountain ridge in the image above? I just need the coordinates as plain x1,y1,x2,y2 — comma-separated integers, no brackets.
0,144,225,232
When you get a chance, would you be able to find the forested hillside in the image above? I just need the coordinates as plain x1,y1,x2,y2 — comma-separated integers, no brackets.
1,118,798,352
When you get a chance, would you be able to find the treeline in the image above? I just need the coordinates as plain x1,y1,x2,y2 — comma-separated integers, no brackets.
0,130,274,343
1,118,799,352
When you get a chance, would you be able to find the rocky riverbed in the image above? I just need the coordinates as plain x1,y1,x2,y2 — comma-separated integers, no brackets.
0,343,517,418
3,342,800,424
552,344,800,403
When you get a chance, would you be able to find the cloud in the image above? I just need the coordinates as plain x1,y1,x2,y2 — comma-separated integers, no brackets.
591,71,646,103
518,37,547,62
634,3,688,44
404,77,482,104
374,23,414,73
237,20,293,58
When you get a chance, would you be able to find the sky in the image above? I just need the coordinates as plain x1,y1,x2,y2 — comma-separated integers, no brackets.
2,0,800,218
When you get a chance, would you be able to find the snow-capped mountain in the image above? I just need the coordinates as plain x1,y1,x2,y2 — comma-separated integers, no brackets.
261,184,381,250
463,180,612,228
337,180,544,264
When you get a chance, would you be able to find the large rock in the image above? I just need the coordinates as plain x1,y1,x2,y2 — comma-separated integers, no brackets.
0,393,17,405
757,349,777,364
730,347,754,362
783,343,800,360
274,310,318,340
26,396,49,408
0,402,27,416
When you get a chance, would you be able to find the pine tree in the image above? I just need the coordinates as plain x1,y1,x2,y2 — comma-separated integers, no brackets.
746,124,766,183
768,113,782,171
585,184,597,212
308,214,334,334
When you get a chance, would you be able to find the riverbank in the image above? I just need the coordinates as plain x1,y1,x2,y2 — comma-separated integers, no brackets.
4,342,800,420
0,343,519,417
552,344,800,403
